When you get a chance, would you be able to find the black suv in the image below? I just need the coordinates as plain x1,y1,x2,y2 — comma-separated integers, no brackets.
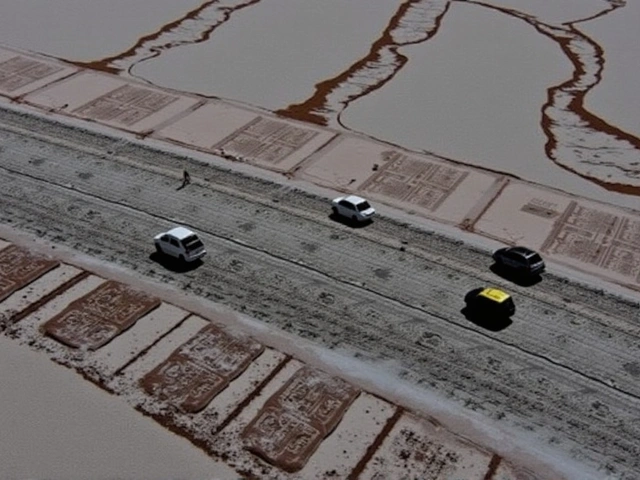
492,246,545,276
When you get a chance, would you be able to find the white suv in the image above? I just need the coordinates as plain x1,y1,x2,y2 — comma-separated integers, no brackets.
331,195,376,223
154,227,206,263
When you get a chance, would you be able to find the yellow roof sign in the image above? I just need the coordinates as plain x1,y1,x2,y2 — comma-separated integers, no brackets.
479,288,511,303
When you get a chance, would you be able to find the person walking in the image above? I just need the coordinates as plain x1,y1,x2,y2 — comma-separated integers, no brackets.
182,169,191,188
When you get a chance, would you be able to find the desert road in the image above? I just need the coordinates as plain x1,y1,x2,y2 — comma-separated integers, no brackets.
1,106,639,479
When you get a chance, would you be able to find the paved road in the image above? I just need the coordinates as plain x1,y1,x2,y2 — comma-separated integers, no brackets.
1,106,639,479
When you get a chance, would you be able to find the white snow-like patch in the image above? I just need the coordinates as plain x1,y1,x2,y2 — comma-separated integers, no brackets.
90,302,189,377
0,264,82,325
298,393,396,479
299,344,606,480
115,314,208,383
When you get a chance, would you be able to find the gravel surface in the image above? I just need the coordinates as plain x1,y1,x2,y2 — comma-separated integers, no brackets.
1,106,639,479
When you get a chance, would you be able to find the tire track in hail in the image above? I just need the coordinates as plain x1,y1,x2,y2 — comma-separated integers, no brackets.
2,121,640,384
1,161,639,403
2,167,640,477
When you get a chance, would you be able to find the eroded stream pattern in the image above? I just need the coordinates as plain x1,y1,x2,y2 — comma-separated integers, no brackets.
66,0,640,196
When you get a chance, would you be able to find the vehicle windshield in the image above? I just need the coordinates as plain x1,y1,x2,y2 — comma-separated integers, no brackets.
356,201,371,212
529,253,543,264
181,235,204,252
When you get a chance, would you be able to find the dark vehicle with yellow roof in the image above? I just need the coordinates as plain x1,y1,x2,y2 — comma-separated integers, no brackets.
464,287,516,317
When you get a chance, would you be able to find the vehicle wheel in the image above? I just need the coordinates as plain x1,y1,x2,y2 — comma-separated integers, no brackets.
332,206,338,216
351,215,357,222
155,244,163,254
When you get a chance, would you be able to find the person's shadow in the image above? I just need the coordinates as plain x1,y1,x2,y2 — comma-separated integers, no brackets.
461,306,512,332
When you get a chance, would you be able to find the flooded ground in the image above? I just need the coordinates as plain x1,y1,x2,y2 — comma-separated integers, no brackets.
0,0,638,208
580,0,639,140
0,335,234,480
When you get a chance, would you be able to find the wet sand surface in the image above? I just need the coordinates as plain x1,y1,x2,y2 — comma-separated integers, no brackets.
0,1,639,478
0,336,237,480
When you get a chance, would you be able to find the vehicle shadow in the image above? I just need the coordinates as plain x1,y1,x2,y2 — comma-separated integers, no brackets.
489,264,542,287
461,307,513,332
149,252,203,273
328,213,374,229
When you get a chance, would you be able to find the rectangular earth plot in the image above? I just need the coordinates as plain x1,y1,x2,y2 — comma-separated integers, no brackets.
359,412,494,479
359,150,469,212
542,201,640,282
211,115,336,173
241,366,361,473
298,136,498,225
0,55,59,92
473,181,640,289
0,244,60,302
140,323,265,413
22,72,200,133
42,280,160,350
73,84,179,126
0,48,77,98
